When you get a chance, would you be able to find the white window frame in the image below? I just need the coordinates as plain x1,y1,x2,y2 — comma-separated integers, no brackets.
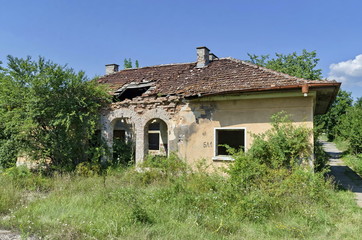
213,127,247,161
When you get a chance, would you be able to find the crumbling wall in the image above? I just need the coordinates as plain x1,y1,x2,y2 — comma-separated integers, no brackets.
100,95,183,164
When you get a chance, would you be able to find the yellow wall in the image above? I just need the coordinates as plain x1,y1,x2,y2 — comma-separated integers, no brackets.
173,95,314,168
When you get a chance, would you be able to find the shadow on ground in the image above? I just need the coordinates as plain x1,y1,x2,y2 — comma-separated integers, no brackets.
321,140,362,207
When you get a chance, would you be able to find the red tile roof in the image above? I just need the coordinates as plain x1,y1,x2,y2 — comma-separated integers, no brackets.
97,57,339,97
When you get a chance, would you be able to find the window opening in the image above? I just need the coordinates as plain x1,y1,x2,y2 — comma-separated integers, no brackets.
215,128,245,156
148,133,160,150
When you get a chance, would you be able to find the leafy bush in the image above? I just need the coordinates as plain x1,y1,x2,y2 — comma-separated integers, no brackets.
75,162,101,177
143,153,188,177
0,56,110,170
313,127,329,171
338,107,362,154
248,112,312,169
112,139,134,167
2,166,52,191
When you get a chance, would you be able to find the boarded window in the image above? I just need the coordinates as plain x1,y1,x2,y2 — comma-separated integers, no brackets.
148,133,160,150
216,129,245,155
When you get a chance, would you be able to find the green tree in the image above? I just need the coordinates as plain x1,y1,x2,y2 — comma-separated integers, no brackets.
0,56,110,170
338,107,362,154
124,58,132,69
355,97,362,109
123,58,140,69
248,49,322,80
314,90,353,141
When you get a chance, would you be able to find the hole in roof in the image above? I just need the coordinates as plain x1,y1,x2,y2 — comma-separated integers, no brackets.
113,81,154,102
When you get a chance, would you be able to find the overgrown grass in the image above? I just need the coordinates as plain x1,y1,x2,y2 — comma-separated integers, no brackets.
1,114,361,239
333,137,349,153
1,162,362,239
343,154,362,176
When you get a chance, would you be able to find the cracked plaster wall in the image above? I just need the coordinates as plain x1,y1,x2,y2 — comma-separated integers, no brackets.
100,95,315,168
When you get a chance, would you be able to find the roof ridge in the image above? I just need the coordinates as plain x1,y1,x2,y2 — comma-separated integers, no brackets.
112,61,196,72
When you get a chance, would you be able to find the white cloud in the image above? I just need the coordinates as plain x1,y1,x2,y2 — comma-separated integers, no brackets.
328,54,362,86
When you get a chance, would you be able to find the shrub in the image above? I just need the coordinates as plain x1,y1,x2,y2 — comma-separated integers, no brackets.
75,162,101,177
112,139,134,167
338,107,362,154
314,127,329,171
143,153,188,177
2,166,52,191
248,112,312,169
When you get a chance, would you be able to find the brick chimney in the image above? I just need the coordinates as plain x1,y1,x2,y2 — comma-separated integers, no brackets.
105,64,119,75
196,46,210,68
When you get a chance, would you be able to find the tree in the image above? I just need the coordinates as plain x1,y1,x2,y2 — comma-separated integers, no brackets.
355,97,362,109
0,56,110,170
124,58,132,69
248,49,322,80
314,90,353,141
338,107,362,154
123,58,140,69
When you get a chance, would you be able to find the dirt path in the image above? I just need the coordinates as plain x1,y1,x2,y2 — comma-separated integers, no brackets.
321,140,362,207
0,229,38,240
0,229,23,240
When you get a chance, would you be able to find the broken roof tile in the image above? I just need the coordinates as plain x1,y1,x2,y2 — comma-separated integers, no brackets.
97,57,339,97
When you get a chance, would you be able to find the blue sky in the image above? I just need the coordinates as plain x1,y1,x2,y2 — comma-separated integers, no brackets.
1,0,362,99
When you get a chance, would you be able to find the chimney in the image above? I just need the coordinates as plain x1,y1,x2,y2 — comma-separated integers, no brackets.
105,64,119,75
209,53,218,61
196,46,210,68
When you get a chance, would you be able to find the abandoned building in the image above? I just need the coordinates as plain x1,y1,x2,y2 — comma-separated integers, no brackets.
97,47,340,167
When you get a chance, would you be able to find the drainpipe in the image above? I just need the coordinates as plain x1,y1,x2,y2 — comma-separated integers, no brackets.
302,84,309,97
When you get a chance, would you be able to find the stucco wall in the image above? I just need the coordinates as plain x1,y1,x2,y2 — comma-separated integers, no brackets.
101,93,314,168
174,95,314,168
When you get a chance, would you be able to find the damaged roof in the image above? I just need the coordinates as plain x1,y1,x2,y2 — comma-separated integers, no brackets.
98,57,339,98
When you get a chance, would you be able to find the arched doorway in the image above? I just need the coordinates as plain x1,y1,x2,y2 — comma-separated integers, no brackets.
112,118,135,165
145,119,168,157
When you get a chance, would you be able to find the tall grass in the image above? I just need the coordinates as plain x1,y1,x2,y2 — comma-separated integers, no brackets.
0,161,362,239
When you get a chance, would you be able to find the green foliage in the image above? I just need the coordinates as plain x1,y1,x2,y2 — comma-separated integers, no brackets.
248,112,312,169
343,154,362,176
226,150,266,189
315,90,353,141
313,127,330,171
112,139,134,167
338,107,362,154
1,159,361,240
143,153,187,174
124,58,132,68
248,49,322,80
75,162,101,177
123,58,140,69
355,97,362,109
0,56,110,170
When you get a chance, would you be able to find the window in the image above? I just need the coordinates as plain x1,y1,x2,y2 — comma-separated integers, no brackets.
214,128,246,160
148,132,160,150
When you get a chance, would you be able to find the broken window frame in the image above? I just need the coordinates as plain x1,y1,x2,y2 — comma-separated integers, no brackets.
213,127,246,161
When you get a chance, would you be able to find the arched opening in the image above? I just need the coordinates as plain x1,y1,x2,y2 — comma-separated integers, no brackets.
112,118,135,166
145,119,168,157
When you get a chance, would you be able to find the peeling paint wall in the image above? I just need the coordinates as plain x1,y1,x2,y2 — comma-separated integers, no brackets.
100,93,314,168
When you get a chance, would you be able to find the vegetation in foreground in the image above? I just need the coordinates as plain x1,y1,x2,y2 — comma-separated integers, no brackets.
1,159,362,240
0,113,361,240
